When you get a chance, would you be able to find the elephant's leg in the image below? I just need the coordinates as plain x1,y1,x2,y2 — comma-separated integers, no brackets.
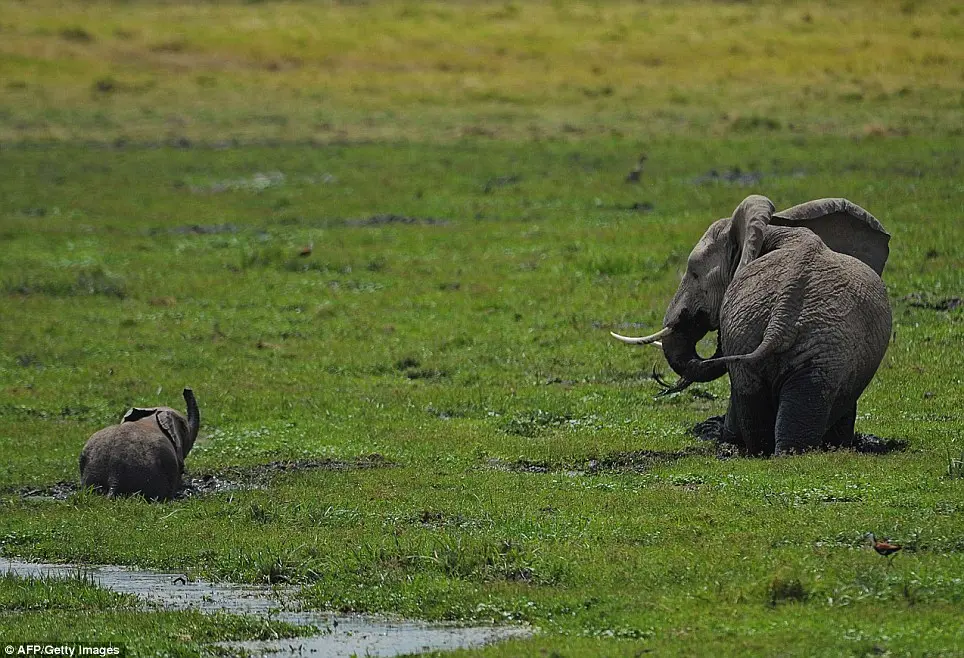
721,399,745,449
774,374,831,455
730,393,775,456
821,403,857,450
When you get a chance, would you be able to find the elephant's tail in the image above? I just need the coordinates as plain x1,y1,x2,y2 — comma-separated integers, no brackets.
183,387,200,448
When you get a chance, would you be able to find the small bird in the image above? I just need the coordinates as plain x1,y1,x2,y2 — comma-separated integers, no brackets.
625,153,647,183
298,241,313,257
866,532,902,557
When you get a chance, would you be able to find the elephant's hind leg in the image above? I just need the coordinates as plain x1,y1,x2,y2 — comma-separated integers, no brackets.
774,374,831,455
722,401,745,449
821,403,857,450
729,394,776,456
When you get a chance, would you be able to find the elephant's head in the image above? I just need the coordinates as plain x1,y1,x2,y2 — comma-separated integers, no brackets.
612,195,890,387
122,387,200,460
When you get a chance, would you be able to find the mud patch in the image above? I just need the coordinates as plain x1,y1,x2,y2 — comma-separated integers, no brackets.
393,357,448,381
179,454,394,497
583,447,706,472
176,473,247,498
186,171,285,194
499,410,588,437
147,223,240,236
692,167,763,186
15,354,43,368
688,415,909,455
10,455,393,502
482,175,521,193
0,403,101,422
851,433,910,455
5,267,127,299
344,214,449,228
394,509,482,530
486,458,553,474
485,446,707,475
902,292,962,312
0,559,530,657
16,480,78,501
615,201,655,213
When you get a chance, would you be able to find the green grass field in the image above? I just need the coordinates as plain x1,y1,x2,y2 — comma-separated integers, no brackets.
1,1,963,656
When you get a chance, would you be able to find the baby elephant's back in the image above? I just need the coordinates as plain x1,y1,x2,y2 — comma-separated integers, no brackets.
79,421,181,500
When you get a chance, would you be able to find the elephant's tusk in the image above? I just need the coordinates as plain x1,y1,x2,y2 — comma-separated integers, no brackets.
610,327,673,345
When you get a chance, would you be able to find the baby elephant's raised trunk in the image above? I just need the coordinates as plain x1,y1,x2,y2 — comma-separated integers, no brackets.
184,388,200,445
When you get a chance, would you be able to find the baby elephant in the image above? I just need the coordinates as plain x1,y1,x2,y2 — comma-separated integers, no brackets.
79,388,200,501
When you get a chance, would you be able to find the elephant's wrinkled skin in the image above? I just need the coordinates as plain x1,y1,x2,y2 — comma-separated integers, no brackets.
613,196,892,456
79,388,200,500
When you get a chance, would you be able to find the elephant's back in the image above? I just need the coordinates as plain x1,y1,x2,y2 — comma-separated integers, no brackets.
80,424,180,499
815,252,892,390
721,246,891,394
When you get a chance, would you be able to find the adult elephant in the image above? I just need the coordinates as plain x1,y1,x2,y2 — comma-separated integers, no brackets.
612,195,892,456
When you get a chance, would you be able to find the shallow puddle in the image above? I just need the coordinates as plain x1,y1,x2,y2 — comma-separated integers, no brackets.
1,559,532,657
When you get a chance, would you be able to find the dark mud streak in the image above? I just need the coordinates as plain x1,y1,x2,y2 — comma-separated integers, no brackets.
343,214,450,228
16,481,78,501
688,415,909,455
9,454,394,501
485,446,710,475
482,175,521,193
149,223,241,236
0,404,102,421
181,454,394,497
901,292,962,312
692,168,764,186
135,215,448,239
0,138,378,152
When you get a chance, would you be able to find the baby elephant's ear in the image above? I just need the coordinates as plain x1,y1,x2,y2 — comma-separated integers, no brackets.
156,411,188,460
772,198,890,276
122,407,158,423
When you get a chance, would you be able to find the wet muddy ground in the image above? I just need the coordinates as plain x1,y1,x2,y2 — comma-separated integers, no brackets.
692,167,765,186
485,446,710,476
12,454,394,501
1,559,532,657
902,292,962,312
688,415,909,455
180,453,393,497
13,424,910,505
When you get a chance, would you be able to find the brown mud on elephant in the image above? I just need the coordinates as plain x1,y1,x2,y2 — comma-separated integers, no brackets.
613,196,891,456
79,388,200,500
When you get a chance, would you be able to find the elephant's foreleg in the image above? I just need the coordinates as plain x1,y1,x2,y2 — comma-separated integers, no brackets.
821,403,857,450
774,374,831,455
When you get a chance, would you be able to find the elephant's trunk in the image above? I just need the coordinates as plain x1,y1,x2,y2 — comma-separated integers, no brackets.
183,387,200,446
661,322,728,384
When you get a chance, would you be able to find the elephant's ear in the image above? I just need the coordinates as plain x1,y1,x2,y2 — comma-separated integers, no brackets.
727,194,775,276
122,407,157,423
156,411,188,464
772,198,889,276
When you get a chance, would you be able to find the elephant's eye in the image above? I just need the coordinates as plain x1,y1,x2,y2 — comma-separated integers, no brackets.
690,271,699,280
